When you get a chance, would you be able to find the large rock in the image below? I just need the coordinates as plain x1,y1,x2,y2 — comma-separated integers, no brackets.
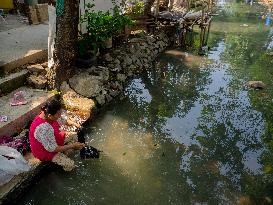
60,81,95,114
158,32,166,40
158,41,165,48
124,56,133,66
114,59,121,65
129,38,144,43
146,35,156,44
117,74,127,83
131,56,138,63
107,62,122,72
98,66,110,81
96,94,106,105
247,81,266,89
109,88,120,97
105,93,113,102
104,53,113,62
136,59,142,67
69,72,103,98
27,75,47,89
87,66,109,81
129,45,137,54
27,64,45,75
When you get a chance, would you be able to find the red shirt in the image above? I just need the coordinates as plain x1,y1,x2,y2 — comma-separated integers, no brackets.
29,115,65,161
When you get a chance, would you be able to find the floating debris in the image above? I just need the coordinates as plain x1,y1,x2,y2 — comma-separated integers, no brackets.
240,24,249,27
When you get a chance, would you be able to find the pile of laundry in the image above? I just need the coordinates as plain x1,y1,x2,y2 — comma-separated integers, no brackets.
0,130,30,156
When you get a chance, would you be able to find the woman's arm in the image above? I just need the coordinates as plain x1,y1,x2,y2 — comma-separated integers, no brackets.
54,142,85,153
34,122,84,153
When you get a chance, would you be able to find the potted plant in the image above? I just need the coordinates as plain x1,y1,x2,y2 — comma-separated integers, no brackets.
75,34,98,68
77,2,133,63
123,0,145,35
124,0,145,18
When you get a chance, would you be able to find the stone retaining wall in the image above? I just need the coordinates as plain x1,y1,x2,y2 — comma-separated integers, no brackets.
61,28,176,112
24,28,176,116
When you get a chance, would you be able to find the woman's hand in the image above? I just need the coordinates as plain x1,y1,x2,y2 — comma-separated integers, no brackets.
72,142,85,150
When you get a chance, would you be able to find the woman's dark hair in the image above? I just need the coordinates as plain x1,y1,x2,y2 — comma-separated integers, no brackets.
41,99,62,116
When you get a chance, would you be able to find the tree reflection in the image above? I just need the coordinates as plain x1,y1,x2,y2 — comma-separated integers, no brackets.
123,51,210,133
117,7,273,202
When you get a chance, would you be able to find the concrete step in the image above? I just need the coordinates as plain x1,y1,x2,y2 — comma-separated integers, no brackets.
0,24,48,74
0,86,55,137
0,69,29,94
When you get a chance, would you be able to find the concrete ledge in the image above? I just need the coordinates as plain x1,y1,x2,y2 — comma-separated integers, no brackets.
0,50,47,74
0,87,55,136
0,70,29,94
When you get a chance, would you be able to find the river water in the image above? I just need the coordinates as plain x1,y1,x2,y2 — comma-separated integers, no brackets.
21,2,273,205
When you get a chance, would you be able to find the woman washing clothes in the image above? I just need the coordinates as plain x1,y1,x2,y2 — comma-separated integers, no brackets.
28,99,85,171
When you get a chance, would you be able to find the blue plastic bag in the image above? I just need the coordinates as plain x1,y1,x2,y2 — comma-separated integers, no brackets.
265,14,271,26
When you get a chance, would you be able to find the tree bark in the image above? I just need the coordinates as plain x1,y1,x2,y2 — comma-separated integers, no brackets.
48,0,79,89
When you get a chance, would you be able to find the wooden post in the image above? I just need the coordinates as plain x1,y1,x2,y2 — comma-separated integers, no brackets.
205,17,212,45
156,0,160,21
199,7,205,50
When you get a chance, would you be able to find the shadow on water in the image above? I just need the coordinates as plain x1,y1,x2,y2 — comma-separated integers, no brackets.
20,2,273,205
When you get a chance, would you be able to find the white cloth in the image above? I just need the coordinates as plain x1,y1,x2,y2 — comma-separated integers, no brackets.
0,146,30,186
34,122,58,152
48,5,56,68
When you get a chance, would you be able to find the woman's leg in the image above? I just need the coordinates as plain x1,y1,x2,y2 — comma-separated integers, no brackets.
52,153,75,171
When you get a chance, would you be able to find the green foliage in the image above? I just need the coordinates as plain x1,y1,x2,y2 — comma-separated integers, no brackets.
78,0,133,57
125,0,145,16
50,89,61,95
220,3,264,19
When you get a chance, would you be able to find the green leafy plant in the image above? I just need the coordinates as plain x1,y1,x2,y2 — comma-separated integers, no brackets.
78,1,133,58
125,0,145,17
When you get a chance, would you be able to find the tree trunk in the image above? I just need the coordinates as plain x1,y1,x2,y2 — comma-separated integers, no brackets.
47,0,79,89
